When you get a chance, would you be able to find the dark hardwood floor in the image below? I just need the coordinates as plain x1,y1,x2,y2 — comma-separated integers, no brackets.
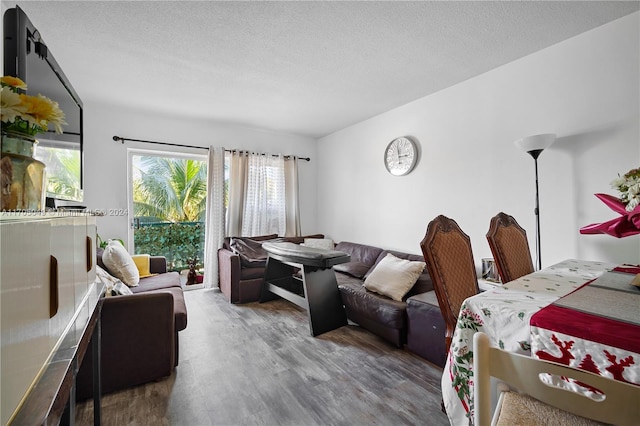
76,288,449,425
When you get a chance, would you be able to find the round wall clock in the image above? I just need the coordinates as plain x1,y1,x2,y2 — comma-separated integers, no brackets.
384,137,418,176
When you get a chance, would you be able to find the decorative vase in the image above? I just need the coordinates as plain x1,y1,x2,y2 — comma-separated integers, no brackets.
1,131,46,211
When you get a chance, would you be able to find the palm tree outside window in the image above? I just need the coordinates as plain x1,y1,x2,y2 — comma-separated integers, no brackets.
131,153,207,273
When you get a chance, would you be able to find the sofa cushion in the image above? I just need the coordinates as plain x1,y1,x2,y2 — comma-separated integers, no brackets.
333,241,383,278
152,287,188,331
363,253,426,302
127,279,187,331
335,272,364,287
337,279,407,330
96,247,108,271
102,240,140,287
369,250,434,296
406,291,446,367
131,271,182,293
333,261,371,278
407,290,439,306
149,256,168,274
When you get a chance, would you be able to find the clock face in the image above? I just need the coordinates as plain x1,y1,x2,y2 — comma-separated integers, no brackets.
384,137,417,176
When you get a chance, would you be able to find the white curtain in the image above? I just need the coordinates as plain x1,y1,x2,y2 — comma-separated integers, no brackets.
241,153,286,236
226,151,247,237
227,151,296,237
284,157,301,236
203,146,225,289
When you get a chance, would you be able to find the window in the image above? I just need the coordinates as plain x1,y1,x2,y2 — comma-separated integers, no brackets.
226,152,287,237
129,151,207,273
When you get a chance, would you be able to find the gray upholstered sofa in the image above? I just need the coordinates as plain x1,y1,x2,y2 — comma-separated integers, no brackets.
75,248,188,400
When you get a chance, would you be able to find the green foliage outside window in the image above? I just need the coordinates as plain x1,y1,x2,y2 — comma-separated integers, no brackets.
131,155,208,272
134,222,204,272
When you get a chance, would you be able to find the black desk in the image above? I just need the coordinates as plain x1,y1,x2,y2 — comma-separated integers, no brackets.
260,242,349,336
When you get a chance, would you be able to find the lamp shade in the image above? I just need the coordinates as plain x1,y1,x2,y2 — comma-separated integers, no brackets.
514,133,556,157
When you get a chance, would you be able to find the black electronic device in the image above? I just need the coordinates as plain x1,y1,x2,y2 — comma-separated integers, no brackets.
3,5,84,202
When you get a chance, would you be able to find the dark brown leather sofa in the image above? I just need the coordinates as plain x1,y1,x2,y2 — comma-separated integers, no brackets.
218,235,447,367
75,249,187,400
334,241,446,367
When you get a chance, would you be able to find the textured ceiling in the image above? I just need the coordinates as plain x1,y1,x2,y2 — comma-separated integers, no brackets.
9,1,640,138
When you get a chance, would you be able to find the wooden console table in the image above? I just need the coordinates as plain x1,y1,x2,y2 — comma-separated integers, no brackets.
260,242,349,336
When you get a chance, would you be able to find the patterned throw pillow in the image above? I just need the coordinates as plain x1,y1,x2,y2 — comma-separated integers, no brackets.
96,265,133,296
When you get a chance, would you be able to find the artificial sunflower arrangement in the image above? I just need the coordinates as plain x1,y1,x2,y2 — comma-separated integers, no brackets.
611,167,640,212
0,75,66,137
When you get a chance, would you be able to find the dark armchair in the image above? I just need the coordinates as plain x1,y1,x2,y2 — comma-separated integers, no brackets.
218,234,324,304
76,250,186,400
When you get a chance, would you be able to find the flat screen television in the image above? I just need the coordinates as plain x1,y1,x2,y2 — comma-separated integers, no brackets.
3,5,84,203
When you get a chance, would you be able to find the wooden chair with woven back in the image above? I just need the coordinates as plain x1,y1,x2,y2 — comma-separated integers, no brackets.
420,215,480,354
486,212,534,283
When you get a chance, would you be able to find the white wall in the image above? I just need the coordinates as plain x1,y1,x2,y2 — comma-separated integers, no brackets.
317,12,640,267
82,103,318,245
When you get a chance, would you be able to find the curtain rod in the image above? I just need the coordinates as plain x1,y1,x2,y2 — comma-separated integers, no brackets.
112,136,310,161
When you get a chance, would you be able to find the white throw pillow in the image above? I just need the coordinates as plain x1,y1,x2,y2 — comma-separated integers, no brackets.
364,253,425,301
302,238,335,250
102,240,140,287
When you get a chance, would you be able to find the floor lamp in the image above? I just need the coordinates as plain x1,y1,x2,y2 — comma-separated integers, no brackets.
514,134,556,270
